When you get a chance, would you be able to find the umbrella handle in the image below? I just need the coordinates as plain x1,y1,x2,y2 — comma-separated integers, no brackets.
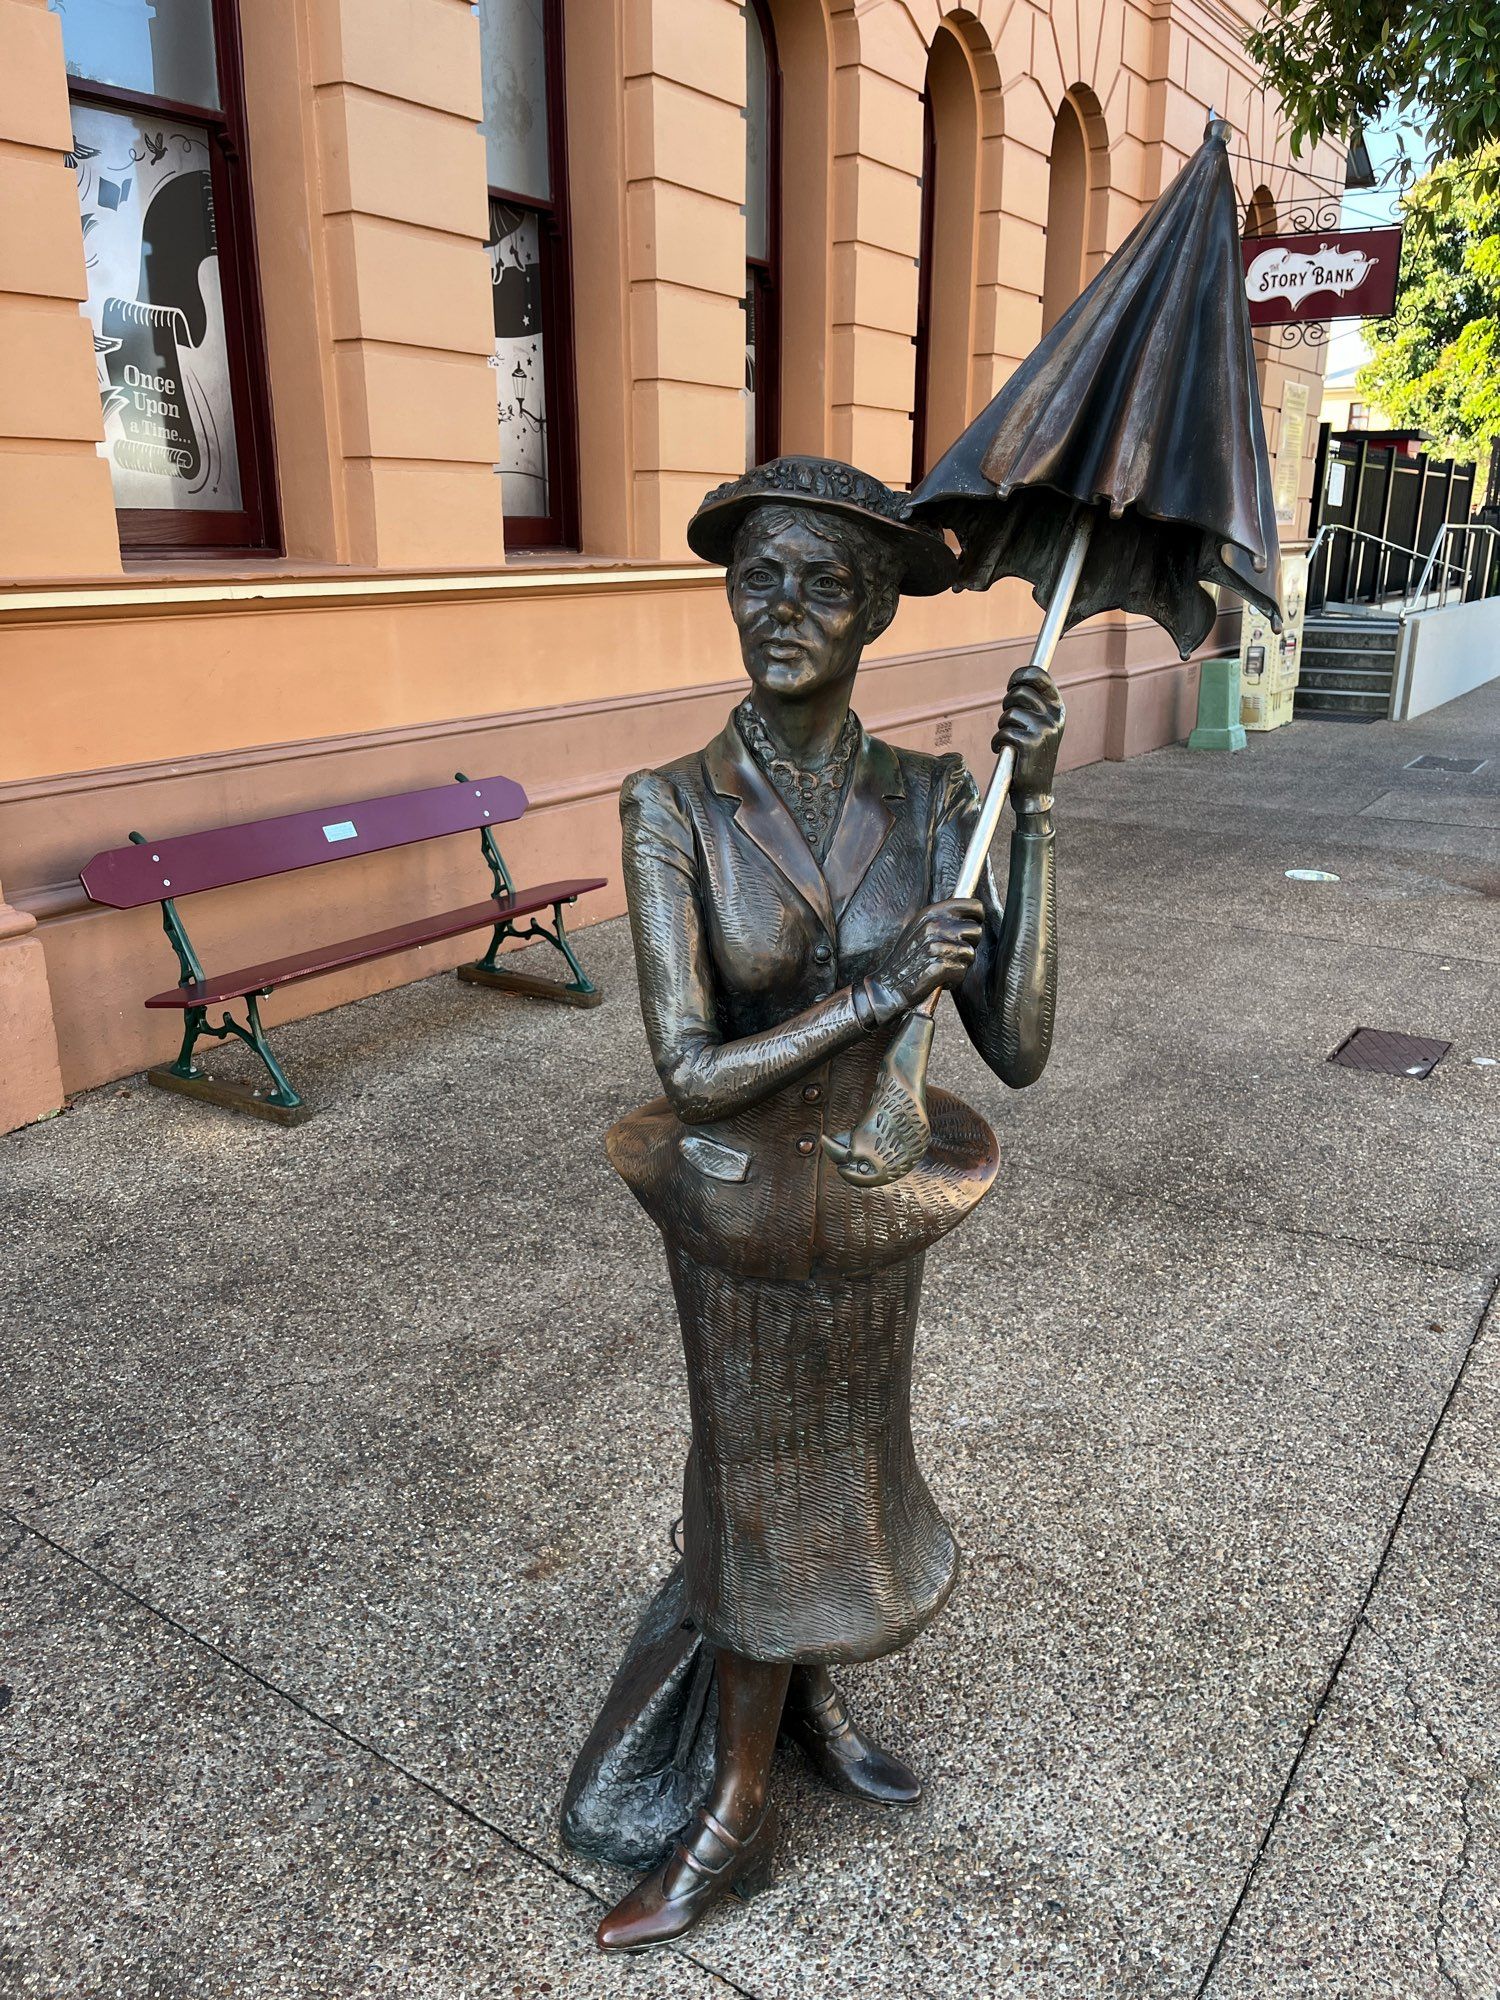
823,515,1093,1189
817,743,1014,1190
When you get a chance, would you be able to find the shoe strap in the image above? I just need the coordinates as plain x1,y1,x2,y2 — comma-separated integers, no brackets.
798,1687,857,1744
671,1804,766,1885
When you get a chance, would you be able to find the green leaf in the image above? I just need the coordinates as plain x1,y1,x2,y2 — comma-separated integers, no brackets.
1359,144,1500,460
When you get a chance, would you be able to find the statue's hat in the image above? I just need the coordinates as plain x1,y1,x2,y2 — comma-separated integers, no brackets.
690,456,957,596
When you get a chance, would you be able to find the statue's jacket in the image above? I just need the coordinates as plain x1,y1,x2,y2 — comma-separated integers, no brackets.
606,717,1005,1283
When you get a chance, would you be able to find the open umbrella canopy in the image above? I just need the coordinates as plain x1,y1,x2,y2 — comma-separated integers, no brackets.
911,116,1281,658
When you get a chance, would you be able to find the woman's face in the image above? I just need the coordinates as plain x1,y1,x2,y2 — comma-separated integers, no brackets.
729,516,870,702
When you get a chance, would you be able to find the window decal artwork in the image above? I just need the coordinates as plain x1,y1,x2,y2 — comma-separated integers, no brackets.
488,199,550,520
70,102,242,512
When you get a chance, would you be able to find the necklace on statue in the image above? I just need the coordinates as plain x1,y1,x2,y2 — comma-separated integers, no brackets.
736,699,861,860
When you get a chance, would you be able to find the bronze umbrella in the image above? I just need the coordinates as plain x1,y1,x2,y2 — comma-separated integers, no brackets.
826,115,1282,1186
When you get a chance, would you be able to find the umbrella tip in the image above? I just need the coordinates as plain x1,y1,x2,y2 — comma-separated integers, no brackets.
1205,108,1233,146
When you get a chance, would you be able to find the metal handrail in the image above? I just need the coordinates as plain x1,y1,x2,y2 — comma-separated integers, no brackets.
1306,520,1491,613
1407,520,1500,608
1306,523,1418,568
1307,523,1435,610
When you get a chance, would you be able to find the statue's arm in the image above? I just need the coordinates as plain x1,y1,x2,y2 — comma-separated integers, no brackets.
936,757,1058,1089
621,769,873,1123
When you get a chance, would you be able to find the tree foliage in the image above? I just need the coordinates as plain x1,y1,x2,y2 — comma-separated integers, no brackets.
1247,0,1500,170
1358,149,1500,462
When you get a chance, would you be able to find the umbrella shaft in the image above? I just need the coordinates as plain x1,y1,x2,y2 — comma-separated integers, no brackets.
950,513,1094,904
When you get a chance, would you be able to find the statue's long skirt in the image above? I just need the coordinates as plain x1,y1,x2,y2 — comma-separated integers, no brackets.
667,1245,959,1665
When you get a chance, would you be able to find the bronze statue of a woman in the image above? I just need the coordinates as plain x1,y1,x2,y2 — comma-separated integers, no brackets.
574,456,1063,1952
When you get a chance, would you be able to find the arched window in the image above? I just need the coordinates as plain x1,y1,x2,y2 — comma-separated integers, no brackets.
1244,186,1278,238
479,0,578,549
911,25,980,484
1244,186,1278,396
1041,95,1090,333
744,0,781,467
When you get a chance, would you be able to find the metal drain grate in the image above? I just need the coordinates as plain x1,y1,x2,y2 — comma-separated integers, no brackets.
1404,755,1489,774
1329,1027,1452,1078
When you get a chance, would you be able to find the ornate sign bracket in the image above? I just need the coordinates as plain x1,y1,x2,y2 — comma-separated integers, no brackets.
1244,197,1344,237
1276,321,1332,350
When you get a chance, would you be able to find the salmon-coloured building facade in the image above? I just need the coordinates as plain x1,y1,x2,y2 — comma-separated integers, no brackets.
0,0,1339,1131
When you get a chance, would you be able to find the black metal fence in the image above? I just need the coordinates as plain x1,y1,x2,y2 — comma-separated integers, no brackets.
1307,426,1478,608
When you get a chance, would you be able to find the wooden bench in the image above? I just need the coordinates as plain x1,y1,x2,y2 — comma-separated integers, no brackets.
80,771,606,1124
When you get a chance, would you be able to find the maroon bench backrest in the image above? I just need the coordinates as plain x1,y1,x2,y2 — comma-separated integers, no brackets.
80,773,529,910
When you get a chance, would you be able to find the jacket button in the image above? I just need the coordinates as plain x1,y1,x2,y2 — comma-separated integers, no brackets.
802,1084,821,1103
813,942,832,964
796,1136,816,1155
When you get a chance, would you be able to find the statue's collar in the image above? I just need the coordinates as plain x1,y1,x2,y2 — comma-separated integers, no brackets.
704,715,905,929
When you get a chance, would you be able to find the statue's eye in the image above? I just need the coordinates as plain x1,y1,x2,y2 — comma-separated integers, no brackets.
811,571,850,597
741,565,775,589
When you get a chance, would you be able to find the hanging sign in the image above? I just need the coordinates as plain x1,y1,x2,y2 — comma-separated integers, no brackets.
1240,226,1403,325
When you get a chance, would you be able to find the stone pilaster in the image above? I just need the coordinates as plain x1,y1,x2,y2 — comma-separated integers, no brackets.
306,0,505,567
828,5,925,488
0,882,64,1131
0,0,122,580
622,0,745,558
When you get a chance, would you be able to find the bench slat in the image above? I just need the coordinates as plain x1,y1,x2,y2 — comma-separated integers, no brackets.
142,878,606,1008
81,774,531,910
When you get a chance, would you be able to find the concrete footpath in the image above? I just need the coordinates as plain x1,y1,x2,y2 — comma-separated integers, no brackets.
3,685,1498,1999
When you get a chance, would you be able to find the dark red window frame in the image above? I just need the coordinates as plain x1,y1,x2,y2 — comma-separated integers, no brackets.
490,0,580,553
910,83,938,486
746,0,782,468
62,0,279,558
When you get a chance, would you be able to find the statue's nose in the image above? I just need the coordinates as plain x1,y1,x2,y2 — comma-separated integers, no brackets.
772,595,799,625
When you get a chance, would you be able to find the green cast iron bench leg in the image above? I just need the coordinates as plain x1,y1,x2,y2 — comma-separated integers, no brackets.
457,897,603,1010
150,992,311,1125
452,775,602,1007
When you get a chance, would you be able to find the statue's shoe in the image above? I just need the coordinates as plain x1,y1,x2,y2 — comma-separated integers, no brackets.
596,1803,779,1952
783,1683,922,1806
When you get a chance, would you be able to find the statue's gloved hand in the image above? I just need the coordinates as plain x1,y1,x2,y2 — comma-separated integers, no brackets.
992,666,1065,803
863,899,983,1020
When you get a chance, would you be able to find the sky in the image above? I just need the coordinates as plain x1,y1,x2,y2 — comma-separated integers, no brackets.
1328,116,1433,381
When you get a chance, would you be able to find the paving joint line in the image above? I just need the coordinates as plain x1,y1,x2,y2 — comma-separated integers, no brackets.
1,1507,763,2000
1358,809,1500,832
1070,900,1500,970
1027,1155,1486,1278
1191,1263,1500,1997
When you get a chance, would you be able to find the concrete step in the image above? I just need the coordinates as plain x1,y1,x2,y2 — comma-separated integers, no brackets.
1308,607,1400,619
1294,682,1391,718
1299,661,1396,694
1318,601,1408,621
1301,623,1400,656
1301,650,1398,681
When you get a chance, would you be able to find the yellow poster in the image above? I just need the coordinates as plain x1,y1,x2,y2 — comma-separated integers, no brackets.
1240,550,1308,731
1273,381,1310,527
